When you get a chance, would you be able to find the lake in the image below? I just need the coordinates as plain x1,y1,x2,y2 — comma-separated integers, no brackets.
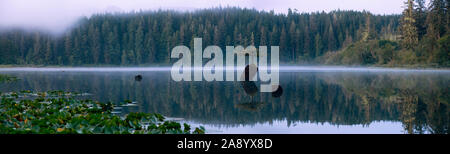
0,66,449,134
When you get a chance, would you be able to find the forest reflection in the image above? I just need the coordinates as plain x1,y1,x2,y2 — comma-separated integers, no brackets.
0,70,448,134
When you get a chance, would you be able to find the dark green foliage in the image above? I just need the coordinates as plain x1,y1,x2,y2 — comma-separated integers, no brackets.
435,35,450,66
414,0,428,40
377,40,399,64
0,8,399,65
320,40,400,65
321,0,449,67
0,2,446,67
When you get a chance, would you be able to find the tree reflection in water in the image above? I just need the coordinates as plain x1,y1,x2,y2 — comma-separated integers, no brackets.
0,70,448,134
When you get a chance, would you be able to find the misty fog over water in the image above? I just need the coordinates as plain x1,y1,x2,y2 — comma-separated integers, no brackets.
1,66,449,72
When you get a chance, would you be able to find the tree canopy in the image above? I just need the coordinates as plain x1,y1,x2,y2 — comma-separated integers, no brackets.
0,8,399,65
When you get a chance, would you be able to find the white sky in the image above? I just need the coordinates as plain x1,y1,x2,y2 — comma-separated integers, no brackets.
0,0,412,33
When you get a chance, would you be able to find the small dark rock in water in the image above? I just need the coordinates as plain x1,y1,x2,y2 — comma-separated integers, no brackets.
135,75,142,81
271,85,283,98
240,81,258,96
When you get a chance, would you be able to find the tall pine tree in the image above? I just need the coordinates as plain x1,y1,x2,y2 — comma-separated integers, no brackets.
400,0,419,49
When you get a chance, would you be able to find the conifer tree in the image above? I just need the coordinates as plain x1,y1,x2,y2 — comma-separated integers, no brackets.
400,0,419,49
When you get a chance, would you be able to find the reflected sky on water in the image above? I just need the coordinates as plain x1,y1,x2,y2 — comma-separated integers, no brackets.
1,67,449,134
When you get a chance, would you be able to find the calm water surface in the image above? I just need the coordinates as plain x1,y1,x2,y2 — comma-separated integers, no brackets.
1,67,449,134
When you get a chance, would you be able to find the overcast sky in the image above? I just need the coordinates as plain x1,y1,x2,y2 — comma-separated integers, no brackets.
0,0,414,34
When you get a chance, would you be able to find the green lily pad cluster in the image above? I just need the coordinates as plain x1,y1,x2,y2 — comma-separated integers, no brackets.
0,91,205,134
2,90,89,99
0,74,18,83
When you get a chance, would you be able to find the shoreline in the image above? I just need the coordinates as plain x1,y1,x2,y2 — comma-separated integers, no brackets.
1,65,450,72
